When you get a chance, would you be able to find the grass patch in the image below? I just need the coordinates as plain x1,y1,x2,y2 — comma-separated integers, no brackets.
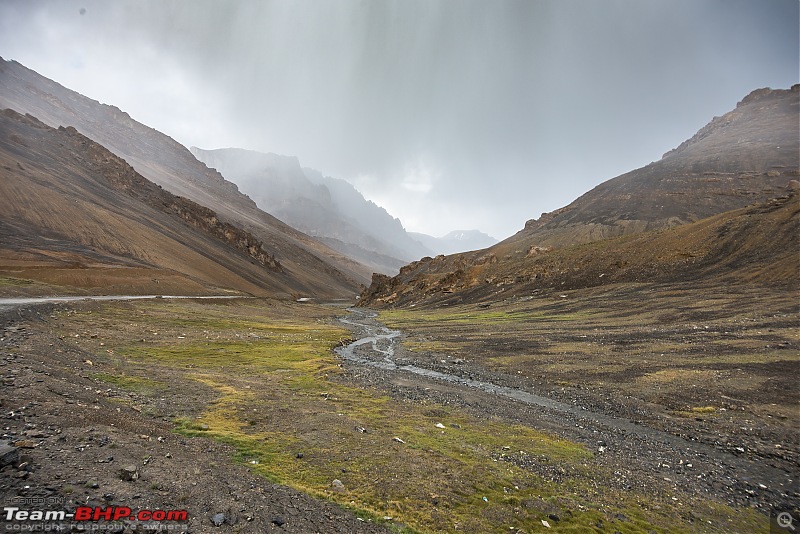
0,276,34,286
381,308,594,326
93,372,166,394
59,298,775,533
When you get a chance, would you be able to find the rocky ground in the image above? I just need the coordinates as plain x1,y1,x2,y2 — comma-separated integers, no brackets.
0,284,797,533
0,302,390,533
343,281,799,531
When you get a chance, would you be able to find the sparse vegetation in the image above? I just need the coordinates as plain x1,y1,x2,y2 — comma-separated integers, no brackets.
46,298,779,532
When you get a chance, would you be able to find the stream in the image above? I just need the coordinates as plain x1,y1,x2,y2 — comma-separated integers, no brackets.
335,307,791,492
336,308,684,443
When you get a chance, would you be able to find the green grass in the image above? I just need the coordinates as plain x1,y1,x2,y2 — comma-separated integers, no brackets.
93,372,166,394
380,308,595,326
0,276,34,286
60,299,772,533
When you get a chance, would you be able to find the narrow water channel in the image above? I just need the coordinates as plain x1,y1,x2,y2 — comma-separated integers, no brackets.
335,307,788,490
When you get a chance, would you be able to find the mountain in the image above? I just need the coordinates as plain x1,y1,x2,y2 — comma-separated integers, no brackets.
0,109,307,297
408,230,498,256
508,85,799,248
361,190,799,307
360,86,799,307
190,147,432,273
0,57,368,294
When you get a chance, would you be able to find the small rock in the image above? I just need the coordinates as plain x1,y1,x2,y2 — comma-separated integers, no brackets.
331,479,345,492
271,516,286,526
0,441,19,467
118,465,139,481
13,440,38,449
434,423,446,429
393,437,405,444
548,514,560,522
210,513,226,526
541,519,551,528
296,452,304,459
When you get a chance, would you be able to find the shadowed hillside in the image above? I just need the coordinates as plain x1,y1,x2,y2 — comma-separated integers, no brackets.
509,85,799,248
360,190,799,307
360,86,799,307
0,57,369,293
0,109,337,297
190,147,432,275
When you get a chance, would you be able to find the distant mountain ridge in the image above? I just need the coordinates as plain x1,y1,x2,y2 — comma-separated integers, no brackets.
0,56,367,295
190,147,433,274
408,230,498,256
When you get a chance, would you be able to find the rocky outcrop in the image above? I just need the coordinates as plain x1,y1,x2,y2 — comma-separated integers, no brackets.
53,122,283,273
360,190,799,307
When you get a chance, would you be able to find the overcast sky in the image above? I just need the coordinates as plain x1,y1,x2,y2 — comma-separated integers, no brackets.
1,0,797,239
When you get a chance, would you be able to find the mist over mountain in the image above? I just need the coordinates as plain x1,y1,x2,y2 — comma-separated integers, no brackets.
361,85,800,307
408,230,498,256
0,57,368,294
191,147,433,274
507,85,800,248
0,109,296,296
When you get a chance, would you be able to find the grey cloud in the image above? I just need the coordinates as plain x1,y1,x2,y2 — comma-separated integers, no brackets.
0,0,797,238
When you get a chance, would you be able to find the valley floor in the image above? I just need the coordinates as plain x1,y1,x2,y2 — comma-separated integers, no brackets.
0,283,797,532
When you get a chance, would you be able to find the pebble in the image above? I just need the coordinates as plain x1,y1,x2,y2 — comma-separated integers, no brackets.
0,441,19,467
118,465,139,481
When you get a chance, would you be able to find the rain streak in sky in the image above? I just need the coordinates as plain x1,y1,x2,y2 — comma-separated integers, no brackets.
1,0,797,238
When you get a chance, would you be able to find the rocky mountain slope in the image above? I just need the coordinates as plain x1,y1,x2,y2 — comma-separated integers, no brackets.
360,86,799,307
508,85,799,248
0,109,331,297
0,57,368,293
361,190,799,307
190,147,432,274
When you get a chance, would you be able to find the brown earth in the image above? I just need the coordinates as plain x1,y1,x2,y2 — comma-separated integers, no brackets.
0,108,352,299
0,57,373,289
0,285,797,533
0,300,390,533
360,191,799,308
511,85,799,248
